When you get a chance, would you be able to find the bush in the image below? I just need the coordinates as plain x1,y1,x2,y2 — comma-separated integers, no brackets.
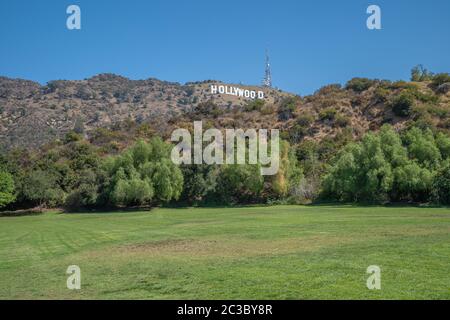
194,100,222,117
391,92,415,117
244,99,265,112
288,113,315,143
260,104,275,115
319,107,337,121
278,97,298,121
296,113,315,127
315,84,342,95
374,87,390,103
345,78,376,93
431,73,450,88
334,114,351,128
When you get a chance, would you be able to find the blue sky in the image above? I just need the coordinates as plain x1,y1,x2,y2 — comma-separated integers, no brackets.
0,0,449,95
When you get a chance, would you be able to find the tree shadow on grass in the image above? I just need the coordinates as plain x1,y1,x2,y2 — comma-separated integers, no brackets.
61,202,450,215
307,201,450,209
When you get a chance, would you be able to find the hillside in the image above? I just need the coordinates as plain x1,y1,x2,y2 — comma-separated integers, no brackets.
0,74,449,151
0,74,288,149
1,72,450,210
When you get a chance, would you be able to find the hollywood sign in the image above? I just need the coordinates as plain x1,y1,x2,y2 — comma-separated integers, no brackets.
211,85,265,100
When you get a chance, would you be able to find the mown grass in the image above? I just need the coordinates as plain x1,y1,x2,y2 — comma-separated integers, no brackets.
0,205,449,299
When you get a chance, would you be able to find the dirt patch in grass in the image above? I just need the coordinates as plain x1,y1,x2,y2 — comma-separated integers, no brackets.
89,235,358,260
81,225,450,262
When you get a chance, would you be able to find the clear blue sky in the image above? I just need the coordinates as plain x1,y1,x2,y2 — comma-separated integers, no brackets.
0,0,449,95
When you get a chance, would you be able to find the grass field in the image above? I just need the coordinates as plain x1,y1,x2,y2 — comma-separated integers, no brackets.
0,205,449,299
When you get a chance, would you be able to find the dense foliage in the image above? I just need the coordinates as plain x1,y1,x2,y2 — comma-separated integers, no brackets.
0,171,15,208
322,125,450,203
0,132,303,210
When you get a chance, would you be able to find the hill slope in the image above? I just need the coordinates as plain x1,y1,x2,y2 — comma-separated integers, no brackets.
0,74,449,150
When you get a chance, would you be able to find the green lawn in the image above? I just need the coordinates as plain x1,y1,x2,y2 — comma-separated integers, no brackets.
0,205,449,299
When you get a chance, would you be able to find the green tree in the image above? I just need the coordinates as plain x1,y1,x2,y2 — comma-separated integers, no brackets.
180,164,218,205
215,164,264,204
0,171,15,208
432,160,450,204
322,144,360,201
105,138,183,207
435,132,450,160
22,170,64,207
64,169,102,211
322,133,393,202
403,127,441,168
379,125,408,168
392,163,433,202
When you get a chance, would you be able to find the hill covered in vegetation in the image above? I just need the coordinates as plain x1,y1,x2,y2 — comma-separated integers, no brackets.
0,67,450,210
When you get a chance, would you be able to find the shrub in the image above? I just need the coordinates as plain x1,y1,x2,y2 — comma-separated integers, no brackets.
244,99,265,112
431,73,450,88
390,81,419,90
289,125,309,143
345,78,376,93
319,107,337,121
194,100,222,117
374,87,390,103
391,92,415,117
260,104,275,115
334,114,351,128
296,113,315,127
64,131,83,144
278,97,298,121
315,84,342,95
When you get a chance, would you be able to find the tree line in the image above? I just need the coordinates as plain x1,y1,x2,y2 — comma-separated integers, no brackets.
322,125,450,204
0,133,303,211
1,120,450,211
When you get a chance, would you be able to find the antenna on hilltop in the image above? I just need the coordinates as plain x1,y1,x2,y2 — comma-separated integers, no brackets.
262,49,272,88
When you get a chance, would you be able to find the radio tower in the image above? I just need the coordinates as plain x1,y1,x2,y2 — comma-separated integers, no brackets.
262,49,272,88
